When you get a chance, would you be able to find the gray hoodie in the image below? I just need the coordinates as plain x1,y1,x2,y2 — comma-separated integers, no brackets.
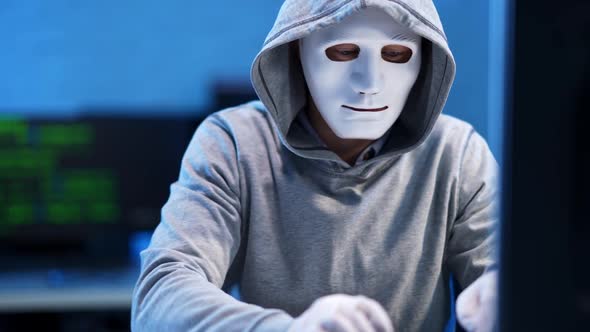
131,1,498,331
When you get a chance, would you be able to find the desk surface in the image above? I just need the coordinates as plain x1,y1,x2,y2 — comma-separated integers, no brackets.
0,267,139,312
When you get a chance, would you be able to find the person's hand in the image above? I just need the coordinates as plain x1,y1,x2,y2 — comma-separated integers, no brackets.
456,270,498,332
287,294,394,332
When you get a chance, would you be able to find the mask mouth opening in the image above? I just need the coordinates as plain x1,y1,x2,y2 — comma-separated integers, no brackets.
342,105,389,112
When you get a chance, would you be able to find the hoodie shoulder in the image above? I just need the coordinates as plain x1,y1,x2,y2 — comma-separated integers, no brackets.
415,114,478,162
212,101,270,125
422,113,497,169
429,113,476,143
205,100,282,153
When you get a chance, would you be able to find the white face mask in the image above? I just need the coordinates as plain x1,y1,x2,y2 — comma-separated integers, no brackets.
299,7,422,140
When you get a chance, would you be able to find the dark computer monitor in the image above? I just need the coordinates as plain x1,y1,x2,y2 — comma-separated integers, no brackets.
0,113,196,269
499,0,590,330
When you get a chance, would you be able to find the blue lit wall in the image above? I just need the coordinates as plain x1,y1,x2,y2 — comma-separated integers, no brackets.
0,1,282,114
0,0,506,160
436,0,490,137
435,0,508,165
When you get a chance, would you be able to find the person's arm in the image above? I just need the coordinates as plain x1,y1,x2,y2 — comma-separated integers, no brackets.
445,130,499,289
444,130,500,332
131,113,293,331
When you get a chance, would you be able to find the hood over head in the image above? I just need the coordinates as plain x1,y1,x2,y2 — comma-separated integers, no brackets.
251,0,455,166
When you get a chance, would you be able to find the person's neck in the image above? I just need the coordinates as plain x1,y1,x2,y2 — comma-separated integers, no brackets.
306,103,375,166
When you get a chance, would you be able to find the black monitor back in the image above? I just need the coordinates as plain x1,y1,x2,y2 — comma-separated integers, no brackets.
500,0,590,330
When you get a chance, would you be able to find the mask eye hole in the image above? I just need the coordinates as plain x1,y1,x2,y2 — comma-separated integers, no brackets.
381,45,413,63
325,44,360,62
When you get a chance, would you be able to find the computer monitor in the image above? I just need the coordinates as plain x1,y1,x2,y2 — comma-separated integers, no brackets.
0,113,195,269
499,0,590,330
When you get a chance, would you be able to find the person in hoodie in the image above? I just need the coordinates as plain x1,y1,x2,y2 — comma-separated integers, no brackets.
132,1,498,331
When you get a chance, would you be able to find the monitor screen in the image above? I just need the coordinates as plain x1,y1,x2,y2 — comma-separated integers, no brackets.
0,114,196,269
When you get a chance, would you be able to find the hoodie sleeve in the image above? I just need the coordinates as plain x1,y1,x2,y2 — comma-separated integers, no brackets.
131,113,294,331
445,130,499,289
